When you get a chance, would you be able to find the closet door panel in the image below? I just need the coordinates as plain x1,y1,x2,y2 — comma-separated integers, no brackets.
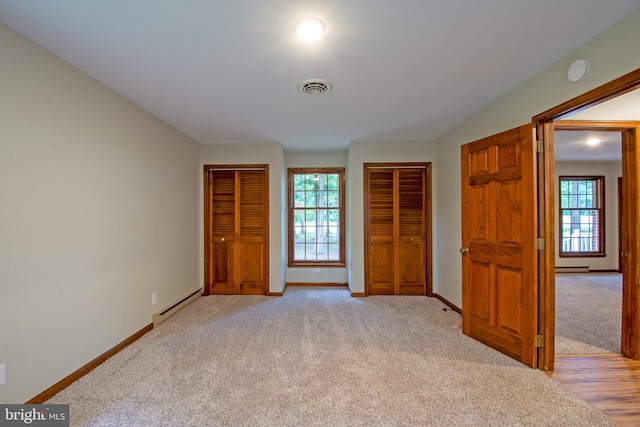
398,237,425,295
209,170,237,294
398,169,426,295
366,169,395,295
238,170,266,295
238,239,264,295
369,238,395,295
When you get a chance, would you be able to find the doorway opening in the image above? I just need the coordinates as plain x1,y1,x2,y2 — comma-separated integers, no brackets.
553,125,623,356
534,68,640,370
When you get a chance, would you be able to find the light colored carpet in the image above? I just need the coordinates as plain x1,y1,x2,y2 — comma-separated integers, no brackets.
555,273,622,355
47,287,613,426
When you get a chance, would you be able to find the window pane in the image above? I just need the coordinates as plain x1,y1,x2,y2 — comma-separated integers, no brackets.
316,244,329,260
294,244,305,260
317,174,327,189
305,244,316,259
288,168,344,265
327,191,338,207
584,195,593,208
327,226,339,243
305,174,316,190
304,191,315,207
570,181,578,194
570,194,578,208
305,210,316,223
294,228,306,244
317,190,327,207
578,181,586,194
316,209,328,233
327,174,338,191
559,177,602,255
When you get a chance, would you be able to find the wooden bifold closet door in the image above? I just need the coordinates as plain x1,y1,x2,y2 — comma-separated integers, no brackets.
204,165,268,295
364,163,431,295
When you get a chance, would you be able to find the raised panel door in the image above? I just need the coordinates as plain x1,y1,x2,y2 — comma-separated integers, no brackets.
461,124,537,367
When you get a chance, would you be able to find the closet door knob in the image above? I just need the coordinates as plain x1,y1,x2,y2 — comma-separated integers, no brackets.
460,247,469,255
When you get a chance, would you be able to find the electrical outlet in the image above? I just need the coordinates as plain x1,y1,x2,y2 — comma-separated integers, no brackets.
0,363,6,386
152,292,158,306
313,268,321,272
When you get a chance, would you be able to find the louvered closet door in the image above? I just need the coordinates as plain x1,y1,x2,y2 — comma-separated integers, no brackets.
365,165,428,296
367,169,395,295
208,170,237,295
237,170,266,295
397,169,426,295
205,167,267,295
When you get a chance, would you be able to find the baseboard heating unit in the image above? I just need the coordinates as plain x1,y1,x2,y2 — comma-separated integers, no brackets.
152,287,202,326
555,266,589,273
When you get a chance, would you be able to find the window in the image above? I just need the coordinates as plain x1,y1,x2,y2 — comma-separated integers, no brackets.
559,176,605,257
288,168,345,267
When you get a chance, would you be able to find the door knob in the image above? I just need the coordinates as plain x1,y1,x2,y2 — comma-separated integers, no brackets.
460,247,469,254
221,237,225,242
621,251,627,258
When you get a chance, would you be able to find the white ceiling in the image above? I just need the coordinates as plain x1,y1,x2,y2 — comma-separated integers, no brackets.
555,88,640,162
554,129,623,162
1,1,640,151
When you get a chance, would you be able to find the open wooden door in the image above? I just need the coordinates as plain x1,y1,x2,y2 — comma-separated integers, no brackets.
621,123,640,359
461,124,538,367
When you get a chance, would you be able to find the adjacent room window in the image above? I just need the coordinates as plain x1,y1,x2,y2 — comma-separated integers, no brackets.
288,168,345,266
559,176,605,257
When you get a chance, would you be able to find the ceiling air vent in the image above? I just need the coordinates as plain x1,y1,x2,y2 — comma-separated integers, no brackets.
298,79,332,95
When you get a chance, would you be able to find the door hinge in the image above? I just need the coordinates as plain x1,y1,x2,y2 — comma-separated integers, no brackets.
535,238,545,250
535,335,545,347
536,140,544,153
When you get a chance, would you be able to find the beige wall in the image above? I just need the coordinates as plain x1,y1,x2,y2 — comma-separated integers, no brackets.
0,23,200,403
284,151,349,285
199,142,286,294
434,10,640,307
555,162,622,270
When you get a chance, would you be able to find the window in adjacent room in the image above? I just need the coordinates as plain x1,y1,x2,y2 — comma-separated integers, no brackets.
559,176,605,257
288,168,345,267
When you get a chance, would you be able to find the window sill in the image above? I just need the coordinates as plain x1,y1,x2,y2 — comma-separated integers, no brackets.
287,262,347,268
559,253,606,258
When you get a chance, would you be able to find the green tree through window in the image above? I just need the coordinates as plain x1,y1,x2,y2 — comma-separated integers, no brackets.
288,168,345,266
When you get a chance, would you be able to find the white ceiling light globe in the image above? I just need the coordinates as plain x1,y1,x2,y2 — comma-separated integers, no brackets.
295,17,325,42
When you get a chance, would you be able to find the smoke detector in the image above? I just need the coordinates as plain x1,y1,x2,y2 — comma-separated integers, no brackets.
298,79,332,95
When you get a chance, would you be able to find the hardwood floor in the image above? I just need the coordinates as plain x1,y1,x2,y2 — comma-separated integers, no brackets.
547,354,640,426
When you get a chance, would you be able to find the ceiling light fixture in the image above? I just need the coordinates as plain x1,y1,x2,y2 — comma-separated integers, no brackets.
294,17,325,42
586,138,601,146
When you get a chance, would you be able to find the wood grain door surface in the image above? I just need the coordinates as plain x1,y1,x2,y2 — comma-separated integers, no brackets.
461,125,538,367
365,165,428,296
205,167,267,295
